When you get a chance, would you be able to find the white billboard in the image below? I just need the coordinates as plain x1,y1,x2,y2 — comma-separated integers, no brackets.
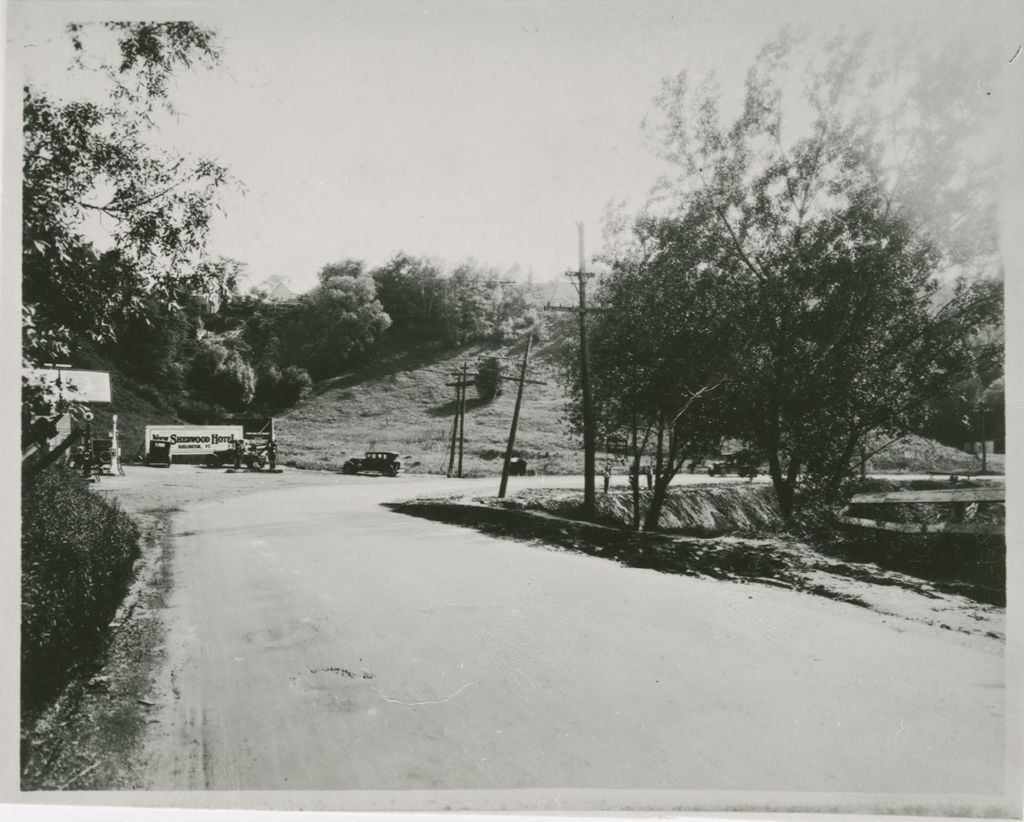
144,425,244,455
25,367,112,403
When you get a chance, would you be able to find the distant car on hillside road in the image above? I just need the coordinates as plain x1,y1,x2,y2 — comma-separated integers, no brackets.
342,451,402,477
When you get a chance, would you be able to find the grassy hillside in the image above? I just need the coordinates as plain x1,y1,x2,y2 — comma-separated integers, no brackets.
276,330,584,476
275,332,1001,478
861,433,1002,475
70,321,998,478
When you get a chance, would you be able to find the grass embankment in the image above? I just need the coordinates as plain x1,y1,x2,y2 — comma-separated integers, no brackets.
276,331,590,476
862,433,1003,474
509,483,783,534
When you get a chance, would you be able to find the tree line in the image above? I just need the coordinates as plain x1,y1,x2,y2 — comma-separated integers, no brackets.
566,31,1004,524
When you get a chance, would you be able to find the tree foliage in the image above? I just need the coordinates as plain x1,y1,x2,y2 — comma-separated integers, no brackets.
370,253,445,328
370,254,535,345
277,264,391,379
574,215,737,528
22,21,235,420
585,30,1004,521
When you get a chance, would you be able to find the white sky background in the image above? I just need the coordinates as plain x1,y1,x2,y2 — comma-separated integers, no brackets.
7,0,1022,296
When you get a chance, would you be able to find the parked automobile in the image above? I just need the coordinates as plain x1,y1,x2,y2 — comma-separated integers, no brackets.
342,451,402,477
145,440,173,467
707,450,761,479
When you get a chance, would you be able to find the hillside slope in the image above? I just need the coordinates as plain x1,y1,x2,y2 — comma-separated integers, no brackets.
276,332,582,476
275,333,997,478
77,325,995,478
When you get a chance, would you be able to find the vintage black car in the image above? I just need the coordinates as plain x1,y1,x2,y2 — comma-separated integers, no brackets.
707,450,761,479
342,451,402,477
145,440,173,466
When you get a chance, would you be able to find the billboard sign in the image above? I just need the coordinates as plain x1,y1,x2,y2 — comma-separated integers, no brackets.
143,425,244,456
25,368,112,403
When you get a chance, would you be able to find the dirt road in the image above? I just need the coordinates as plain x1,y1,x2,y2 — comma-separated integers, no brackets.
94,466,1008,800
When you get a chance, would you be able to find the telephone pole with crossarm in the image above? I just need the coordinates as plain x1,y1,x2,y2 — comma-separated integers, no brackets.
545,223,605,514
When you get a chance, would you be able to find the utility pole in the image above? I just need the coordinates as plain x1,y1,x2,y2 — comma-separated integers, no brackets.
445,365,468,478
457,362,468,478
546,223,602,513
446,403,459,477
498,332,546,498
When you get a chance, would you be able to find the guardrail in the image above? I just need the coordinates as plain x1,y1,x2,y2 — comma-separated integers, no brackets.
837,486,1004,536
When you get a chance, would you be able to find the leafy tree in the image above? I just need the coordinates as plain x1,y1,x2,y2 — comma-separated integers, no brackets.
638,30,1003,517
575,214,736,529
254,363,312,407
371,254,534,345
107,295,197,392
439,261,534,346
22,22,235,407
370,253,445,328
276,366,314,405
317,258,366,283
187,339,255,409
280,263,391,379
21,306,76,434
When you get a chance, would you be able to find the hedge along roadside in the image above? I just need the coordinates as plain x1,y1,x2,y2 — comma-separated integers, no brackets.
21,464,140,719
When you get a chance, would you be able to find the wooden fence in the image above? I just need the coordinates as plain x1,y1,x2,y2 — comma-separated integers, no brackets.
837,486,1004,536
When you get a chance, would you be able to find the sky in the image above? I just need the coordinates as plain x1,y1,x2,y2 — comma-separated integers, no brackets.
6,0,1022,295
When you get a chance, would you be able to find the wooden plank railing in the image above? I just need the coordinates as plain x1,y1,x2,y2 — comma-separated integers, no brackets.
848,487,1004,505
837,486,1004,536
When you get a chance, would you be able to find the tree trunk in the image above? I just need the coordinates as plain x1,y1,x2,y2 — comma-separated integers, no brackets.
825,432,861,498
622,421,638,532
768,449,798,520
643,429,683,531
654,421,665,478
643,469,676,531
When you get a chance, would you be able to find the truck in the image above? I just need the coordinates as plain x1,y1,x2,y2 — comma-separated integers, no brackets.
143,425,244,466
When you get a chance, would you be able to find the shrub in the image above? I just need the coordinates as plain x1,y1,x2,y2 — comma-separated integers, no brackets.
22,465,140,716
276,366,313,405
476,357,503,401
187,339,256,409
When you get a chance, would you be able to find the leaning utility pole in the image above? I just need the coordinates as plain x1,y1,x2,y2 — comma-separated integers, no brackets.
445,365,470,478
497,332,546,498
547,224,600,512
446,407,459,477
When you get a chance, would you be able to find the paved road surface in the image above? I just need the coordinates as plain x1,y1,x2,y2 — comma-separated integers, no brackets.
136,472,1005,796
